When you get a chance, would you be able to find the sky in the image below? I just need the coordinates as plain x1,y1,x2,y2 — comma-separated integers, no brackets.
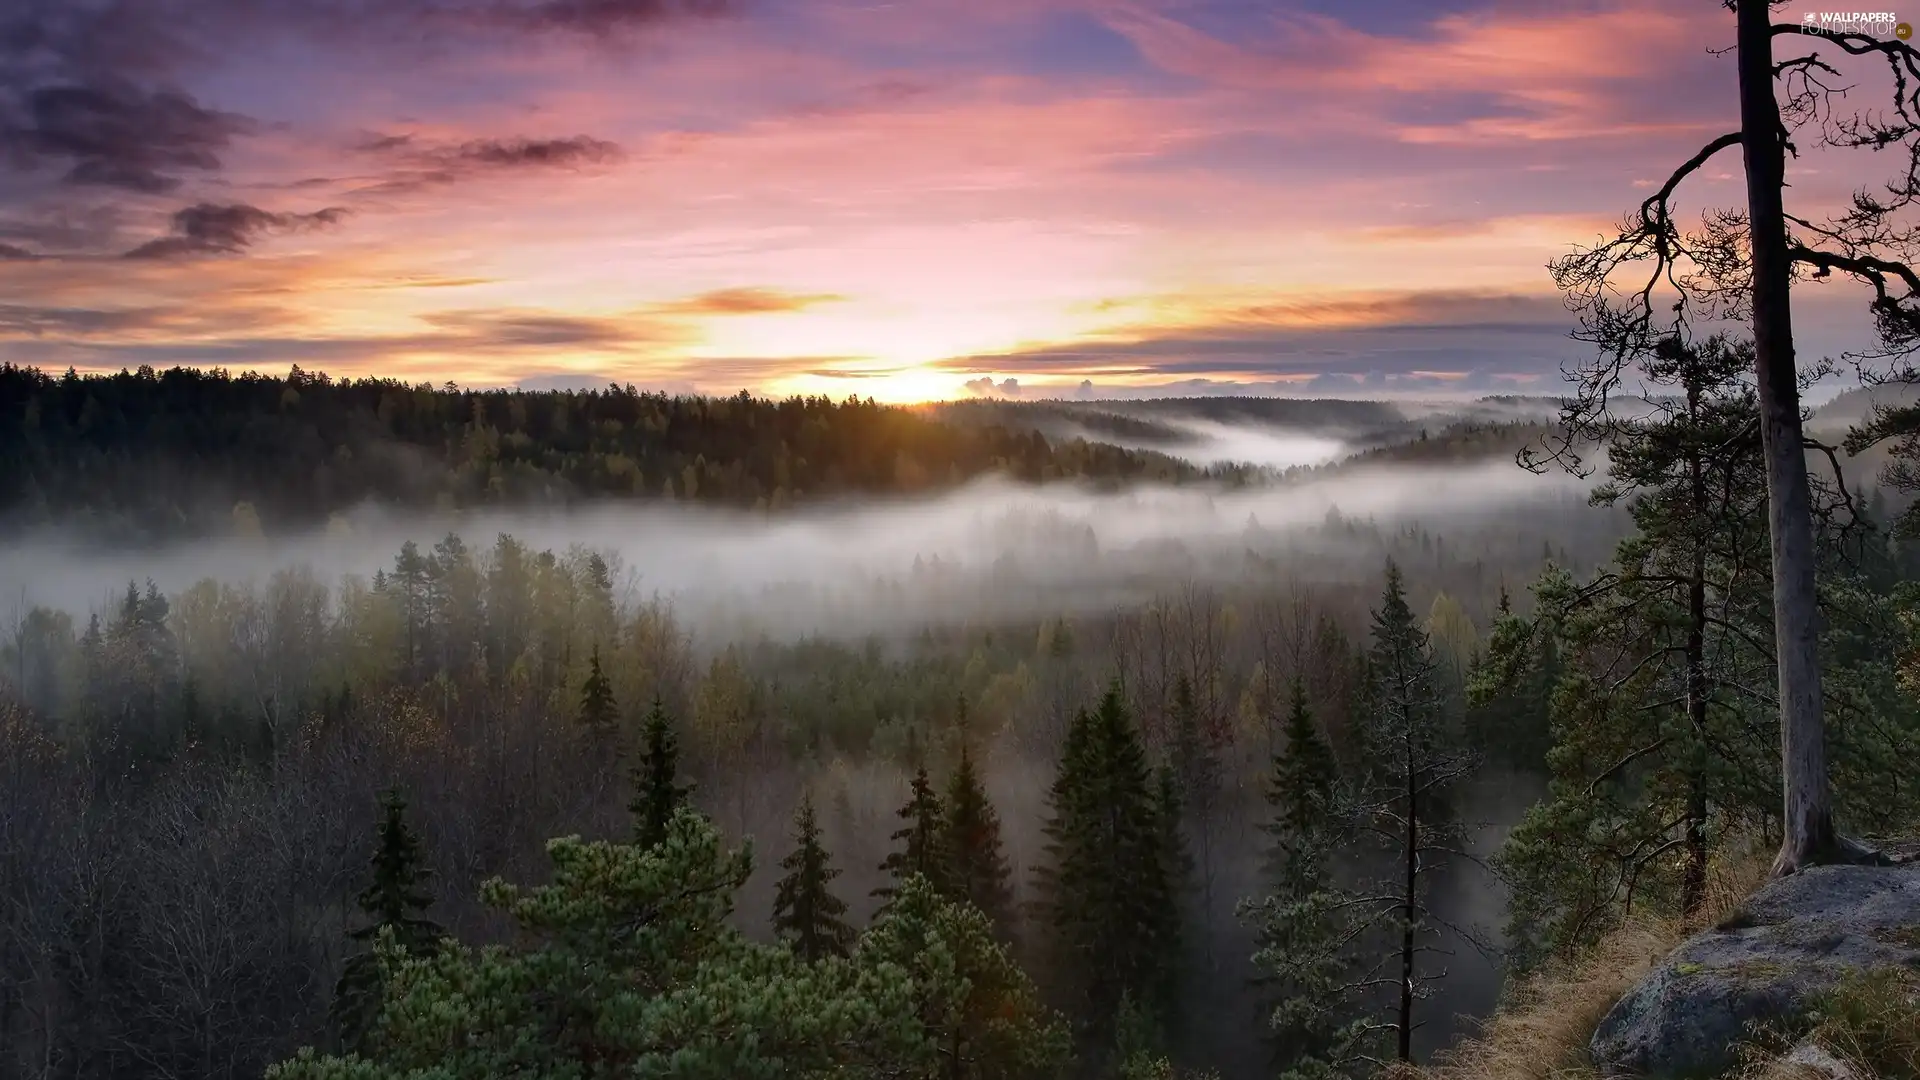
0,0,1904,402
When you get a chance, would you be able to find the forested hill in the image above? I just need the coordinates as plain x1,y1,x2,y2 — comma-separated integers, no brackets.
928,396,1417,448
0,365,1257,544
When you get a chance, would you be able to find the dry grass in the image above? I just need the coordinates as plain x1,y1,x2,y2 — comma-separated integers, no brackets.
1809,970,1920,1078
1409,845,1774,1080
1737,969,1920,1080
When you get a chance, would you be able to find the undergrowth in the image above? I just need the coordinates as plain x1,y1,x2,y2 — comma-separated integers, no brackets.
1403,847,1772,1080
1741,969,1920,1080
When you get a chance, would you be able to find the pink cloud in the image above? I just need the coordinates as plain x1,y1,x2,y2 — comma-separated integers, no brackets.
1097,1,1732,143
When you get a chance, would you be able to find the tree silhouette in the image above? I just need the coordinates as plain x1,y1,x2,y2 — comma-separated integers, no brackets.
577,644,618,736
1033,683,1180,1068
874,764,947,911
773,793,856,963
629,696,693,848
944,742,1017,942
331,790,442,1051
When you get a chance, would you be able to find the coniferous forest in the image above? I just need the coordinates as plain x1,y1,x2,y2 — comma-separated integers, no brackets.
5,351,1920,1080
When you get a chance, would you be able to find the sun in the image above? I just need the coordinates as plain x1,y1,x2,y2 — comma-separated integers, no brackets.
771,365,967,404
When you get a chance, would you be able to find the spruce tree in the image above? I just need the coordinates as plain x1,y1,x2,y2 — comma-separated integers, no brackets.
577,644,618,736
1264,678,1338,894
1033,682,1177,1070
1168,675,1220,813
773,793,856,963
1167,673,1222,945
332,790,443,1051
1150,762,1191,1045
1242,680,1375,1078
943,741,1016,941
874,765,947,910
629,696,693,848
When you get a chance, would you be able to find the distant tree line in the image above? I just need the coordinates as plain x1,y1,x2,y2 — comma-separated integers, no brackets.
0,365,1265,544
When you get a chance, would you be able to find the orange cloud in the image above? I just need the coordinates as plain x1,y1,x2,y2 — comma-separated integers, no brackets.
656,287,846,315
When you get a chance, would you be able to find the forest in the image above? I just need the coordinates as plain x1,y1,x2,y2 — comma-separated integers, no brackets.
0,365,1277,546
0,362,1587,549
18,2,1920,1077
6,330,1920,1079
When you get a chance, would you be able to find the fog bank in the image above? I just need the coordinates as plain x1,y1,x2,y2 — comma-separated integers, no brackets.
1,459,1592,641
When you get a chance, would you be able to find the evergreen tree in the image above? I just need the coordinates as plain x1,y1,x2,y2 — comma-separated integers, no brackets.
392,542,429,682
331,790,442,1051
874,764,947,910
857,874,1070,1080
1241,679,1376,1078
943,741,1017,942
1167,673,1222,958
1150,762,1191,1045
1033,682,1178,1071
1264,678,1339,895
577,643,618,736
1356,560,1480,1063
1240,888,1377,1080
1465,586,1560,774
629,695,693,849
773,793,856,963
278,810,926,1080
1492,336,1779,968
1168,674,1220,815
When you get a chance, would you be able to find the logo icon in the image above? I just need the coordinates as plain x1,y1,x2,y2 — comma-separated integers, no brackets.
1899,20,1914,36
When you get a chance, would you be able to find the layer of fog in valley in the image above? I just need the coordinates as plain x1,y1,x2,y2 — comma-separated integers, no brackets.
0,455,1597,645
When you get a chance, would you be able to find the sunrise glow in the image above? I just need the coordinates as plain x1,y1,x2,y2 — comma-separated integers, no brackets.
0,0,1892,399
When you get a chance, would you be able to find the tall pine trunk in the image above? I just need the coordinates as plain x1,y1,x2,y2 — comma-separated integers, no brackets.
1736,0,1836,876
1683,395,1710,914
1398,729,1416,1063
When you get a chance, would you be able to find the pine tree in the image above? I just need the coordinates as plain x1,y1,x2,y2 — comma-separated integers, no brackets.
943,741,1016,941
874,765,947,910
857,874,1070,1080
1357,560,1480,1063
577,643,618,736
279,810,926,1080
1497,332,1843,960
1492,336,1781,967
629,696,693,848
1033,681,1178,1070
773,793,856,963
1241,887,1377,1080
331,790,443,1051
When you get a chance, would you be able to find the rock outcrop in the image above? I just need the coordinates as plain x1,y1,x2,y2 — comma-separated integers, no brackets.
1590,858,1920,1079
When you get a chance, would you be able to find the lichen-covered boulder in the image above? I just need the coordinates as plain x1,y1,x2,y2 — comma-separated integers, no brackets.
1590,860,1920,1079
1753,1041,1867,1080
